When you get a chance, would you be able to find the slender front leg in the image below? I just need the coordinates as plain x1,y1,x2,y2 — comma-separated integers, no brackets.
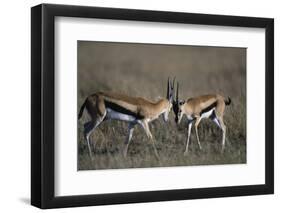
141,120,160,159
184,121,192,156
194,117,202,150
123,122,136,157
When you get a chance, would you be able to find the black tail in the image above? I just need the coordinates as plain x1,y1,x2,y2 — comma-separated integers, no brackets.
78,99,87,119
225,97,231,106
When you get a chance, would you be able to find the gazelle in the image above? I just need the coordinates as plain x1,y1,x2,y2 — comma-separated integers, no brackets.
78,78,175,160
173,82,231,155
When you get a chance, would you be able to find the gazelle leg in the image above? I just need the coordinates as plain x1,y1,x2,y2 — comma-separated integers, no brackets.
141,120,160,159
83,122,94,160
83,117,104,160
184,121,193,156
83,122,95,149
217,116,226,153
194,117,202,150
123,122,136,157
212,117,221,129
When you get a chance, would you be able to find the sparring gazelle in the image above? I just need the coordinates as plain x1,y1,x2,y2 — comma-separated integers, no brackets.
78,78,175,160
173,82,231,155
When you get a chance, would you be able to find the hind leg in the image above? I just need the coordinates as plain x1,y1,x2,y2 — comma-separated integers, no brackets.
123,121,137,157
194,117,203,150
211,110,226,153
218,118,226,153
83,122,94,146
83,116,104,160
184,121,193,156
214,116,226,153
212,118,221,129
210,110,221,128
83,122,94,160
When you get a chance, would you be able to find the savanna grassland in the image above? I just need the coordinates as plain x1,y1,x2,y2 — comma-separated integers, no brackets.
78,41,246,170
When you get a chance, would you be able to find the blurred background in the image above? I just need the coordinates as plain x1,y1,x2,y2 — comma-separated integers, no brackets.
78,41,246,170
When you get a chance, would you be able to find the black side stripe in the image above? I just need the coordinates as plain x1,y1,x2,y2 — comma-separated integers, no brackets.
104,100,144,120
200,101,217,116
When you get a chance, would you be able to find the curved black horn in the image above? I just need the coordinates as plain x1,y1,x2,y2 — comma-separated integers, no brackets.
172,77,176,90
176,82,179,103
167,77,170,99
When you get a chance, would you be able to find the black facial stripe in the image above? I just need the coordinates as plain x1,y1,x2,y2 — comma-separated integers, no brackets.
104,100,144,120
200,101,217,116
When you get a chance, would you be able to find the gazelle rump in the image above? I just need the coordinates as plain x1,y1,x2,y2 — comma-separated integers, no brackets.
78,78,175,160
173,82,231,155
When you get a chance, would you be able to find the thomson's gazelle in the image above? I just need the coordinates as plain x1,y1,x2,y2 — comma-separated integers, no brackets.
173,83,231,155
78,78,175,160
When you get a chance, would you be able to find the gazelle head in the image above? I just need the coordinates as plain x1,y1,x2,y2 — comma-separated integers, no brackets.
173,82,185,124
163,77,175,122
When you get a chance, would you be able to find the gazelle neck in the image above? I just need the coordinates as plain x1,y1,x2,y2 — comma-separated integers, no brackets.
155,98,169,112
182,103,192,115
146,99,170,121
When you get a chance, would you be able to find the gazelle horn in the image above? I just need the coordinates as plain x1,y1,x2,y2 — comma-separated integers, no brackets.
167,77,170,99
176,82,179,104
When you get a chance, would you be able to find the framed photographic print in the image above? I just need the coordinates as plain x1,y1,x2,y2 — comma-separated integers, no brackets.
31,3,274,209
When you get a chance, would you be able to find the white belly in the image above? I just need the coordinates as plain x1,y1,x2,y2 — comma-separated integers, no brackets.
201,108,215,119
106,108,136,122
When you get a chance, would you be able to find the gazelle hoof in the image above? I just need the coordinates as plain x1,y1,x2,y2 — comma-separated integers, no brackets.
183,151,188,156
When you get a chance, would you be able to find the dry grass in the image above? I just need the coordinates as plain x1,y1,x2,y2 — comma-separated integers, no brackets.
77,41,246,170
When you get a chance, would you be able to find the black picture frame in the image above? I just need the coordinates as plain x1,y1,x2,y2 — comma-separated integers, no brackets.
31,3,274,209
